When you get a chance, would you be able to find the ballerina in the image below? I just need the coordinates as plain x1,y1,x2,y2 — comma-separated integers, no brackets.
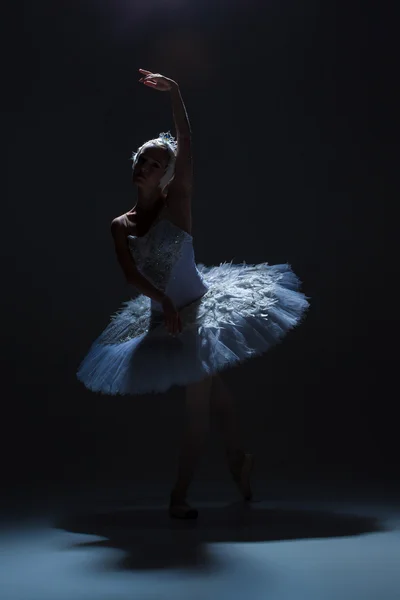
77,69,310,519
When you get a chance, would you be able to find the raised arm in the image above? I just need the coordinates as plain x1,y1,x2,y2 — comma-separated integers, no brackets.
169,83,193,193
138,69,193,205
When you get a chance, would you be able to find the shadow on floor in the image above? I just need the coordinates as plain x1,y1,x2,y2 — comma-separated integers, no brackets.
54,501,385,573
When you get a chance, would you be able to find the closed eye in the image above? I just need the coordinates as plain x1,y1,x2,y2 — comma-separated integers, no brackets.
138,156,161,169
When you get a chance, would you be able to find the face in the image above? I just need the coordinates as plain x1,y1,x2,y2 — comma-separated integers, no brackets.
132,145,169,189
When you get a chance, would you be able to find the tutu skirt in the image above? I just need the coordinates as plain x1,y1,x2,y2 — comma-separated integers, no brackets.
77,261,309,395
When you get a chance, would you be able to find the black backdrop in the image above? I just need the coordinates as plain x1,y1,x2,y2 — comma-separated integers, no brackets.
1,0,398,497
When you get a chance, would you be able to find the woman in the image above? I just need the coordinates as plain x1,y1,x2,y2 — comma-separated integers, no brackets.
77,69,310,519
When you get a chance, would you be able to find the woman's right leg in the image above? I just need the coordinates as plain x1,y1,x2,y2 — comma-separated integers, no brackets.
170,375,213,507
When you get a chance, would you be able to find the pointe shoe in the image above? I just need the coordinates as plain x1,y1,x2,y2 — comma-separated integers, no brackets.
169,493,198,520
230,452,254,502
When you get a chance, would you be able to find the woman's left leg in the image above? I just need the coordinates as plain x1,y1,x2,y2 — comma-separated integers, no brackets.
211,373,253,500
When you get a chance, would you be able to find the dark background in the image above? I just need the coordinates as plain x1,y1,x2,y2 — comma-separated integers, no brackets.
1,1,398,501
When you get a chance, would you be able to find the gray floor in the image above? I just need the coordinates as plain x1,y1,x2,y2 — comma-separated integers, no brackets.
1,479,399,600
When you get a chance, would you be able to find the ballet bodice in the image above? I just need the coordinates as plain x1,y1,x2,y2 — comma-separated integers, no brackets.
128,218,208,312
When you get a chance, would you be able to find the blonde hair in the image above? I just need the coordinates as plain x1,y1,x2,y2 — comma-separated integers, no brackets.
131,131,177,190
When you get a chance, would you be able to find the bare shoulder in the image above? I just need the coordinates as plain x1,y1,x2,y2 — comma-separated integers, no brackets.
111,213,135,238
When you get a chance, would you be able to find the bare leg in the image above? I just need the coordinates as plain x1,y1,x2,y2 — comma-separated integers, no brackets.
170,376,213,506
211,373,253,500
211,374,244,465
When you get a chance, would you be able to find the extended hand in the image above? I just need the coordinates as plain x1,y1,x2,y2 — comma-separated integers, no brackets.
138,69,177,92
162,295,182,336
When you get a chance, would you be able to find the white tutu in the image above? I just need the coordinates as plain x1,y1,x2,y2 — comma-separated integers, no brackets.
77,260,309,395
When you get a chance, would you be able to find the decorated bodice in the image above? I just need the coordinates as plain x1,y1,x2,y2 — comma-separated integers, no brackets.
128,218,208,311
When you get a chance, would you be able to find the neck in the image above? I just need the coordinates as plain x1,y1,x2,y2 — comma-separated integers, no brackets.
135,186,164,211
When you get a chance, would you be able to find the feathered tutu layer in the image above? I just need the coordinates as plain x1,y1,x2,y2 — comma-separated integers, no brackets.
77,261,309,395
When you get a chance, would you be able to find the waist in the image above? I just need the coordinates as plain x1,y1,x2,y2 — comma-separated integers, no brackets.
151,281,208,313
